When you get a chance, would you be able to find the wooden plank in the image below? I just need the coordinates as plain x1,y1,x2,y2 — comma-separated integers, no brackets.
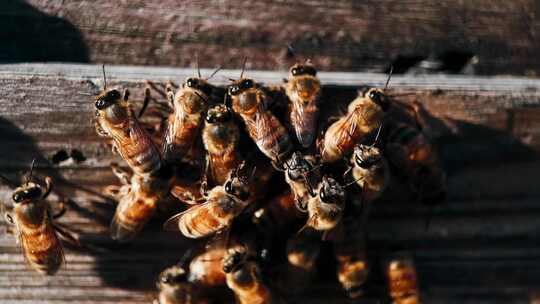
4,1,540,76
0,64,539,303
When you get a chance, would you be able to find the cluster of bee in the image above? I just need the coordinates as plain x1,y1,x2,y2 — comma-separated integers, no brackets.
0,58,447,303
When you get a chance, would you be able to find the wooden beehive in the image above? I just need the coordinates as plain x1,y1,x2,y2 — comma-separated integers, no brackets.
1,64,540,303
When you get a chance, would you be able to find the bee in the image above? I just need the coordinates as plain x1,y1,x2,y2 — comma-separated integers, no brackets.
94,66,162,176
333,218,369,299
223,245,283,304
284,62,321,148
305,175,346,232
386,258,421,304
279,228,321,295
202,104,241,187
384,122,447,205
228,65,292,164
1,169,67,275
282,152,320,212
319,71,393,163
156,248,230,304
162,67,221,166
350,143,390,204
163,163,251,239
108,164,174,242
156,264,197,304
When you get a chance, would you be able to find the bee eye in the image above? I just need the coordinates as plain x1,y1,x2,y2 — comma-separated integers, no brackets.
95,99,106,110
291,67,300,76
319,190,327,202
305,67,317,76
241,79,253,89
12,192,23,203
228,86,240,96
186,78,197,88
225,181,233,194
205,114,215,123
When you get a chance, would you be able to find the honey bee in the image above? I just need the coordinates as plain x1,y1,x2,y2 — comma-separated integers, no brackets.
163,163,251,239
162,71,219,165
284,62,321,148
202,104,241,187
333,218,369,298
108,165,174,242
305,175,346,232
156,248,230,304
156,264,198,304
350,143,390,204
282,152,320,212
280,228,321,295
228,67,292,164
1,170,66,275
319,71,393,163
384,122,447,205
223,245,283,304
94,66,162,176
386,258,421,304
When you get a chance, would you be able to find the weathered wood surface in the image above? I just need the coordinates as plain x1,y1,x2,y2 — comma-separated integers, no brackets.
2,0,540,76
1,64,540,303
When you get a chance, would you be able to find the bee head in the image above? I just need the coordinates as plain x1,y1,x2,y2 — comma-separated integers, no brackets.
354,145,383,169
12,183,42,204
184,77,213,96
95,89,121,110
228,78,255,96
365,88,389,111
290,63,317,77
205,104,232,124
319,176,344,204
224,162,252,201
157,265,188,289
223,246,247,273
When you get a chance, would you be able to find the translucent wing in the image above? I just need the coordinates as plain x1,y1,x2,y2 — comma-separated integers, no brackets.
163,201,211,232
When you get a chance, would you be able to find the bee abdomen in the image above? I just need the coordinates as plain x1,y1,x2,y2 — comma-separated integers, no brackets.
179,208,225,239
110,198,157,242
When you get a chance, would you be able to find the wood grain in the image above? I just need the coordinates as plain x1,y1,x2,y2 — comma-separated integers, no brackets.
0,64,540,303
2,1,539,76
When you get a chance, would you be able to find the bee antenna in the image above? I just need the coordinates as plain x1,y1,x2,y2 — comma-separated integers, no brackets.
195,54,201,78
240,57,247,79
177,249,193,268
371,123,383,147
26,158,37,185
193,91,209,104
207,66,222,80
384,65,393,91
227,78,236,82
343,176,362,188
102,64,107,90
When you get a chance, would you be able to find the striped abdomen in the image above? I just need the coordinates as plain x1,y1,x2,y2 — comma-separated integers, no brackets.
110,118,162,176
18,213,63,275
163,113,202,164
244,111,292,163
110,191,158,242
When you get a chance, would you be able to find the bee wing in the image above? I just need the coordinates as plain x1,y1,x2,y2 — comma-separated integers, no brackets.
18,215,65,275
291,99,318,148
127,118,158,152
162,201,211,232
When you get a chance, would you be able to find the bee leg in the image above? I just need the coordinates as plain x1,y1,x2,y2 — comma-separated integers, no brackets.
138,86,152,118
111,142,119,155
104,185,123,201
110,163,131,185
3,212,15,226
94,121,109,137
145,80,168,99
53,223,81,247
42,176,53,200
52,201,67,219
200,157,211,197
